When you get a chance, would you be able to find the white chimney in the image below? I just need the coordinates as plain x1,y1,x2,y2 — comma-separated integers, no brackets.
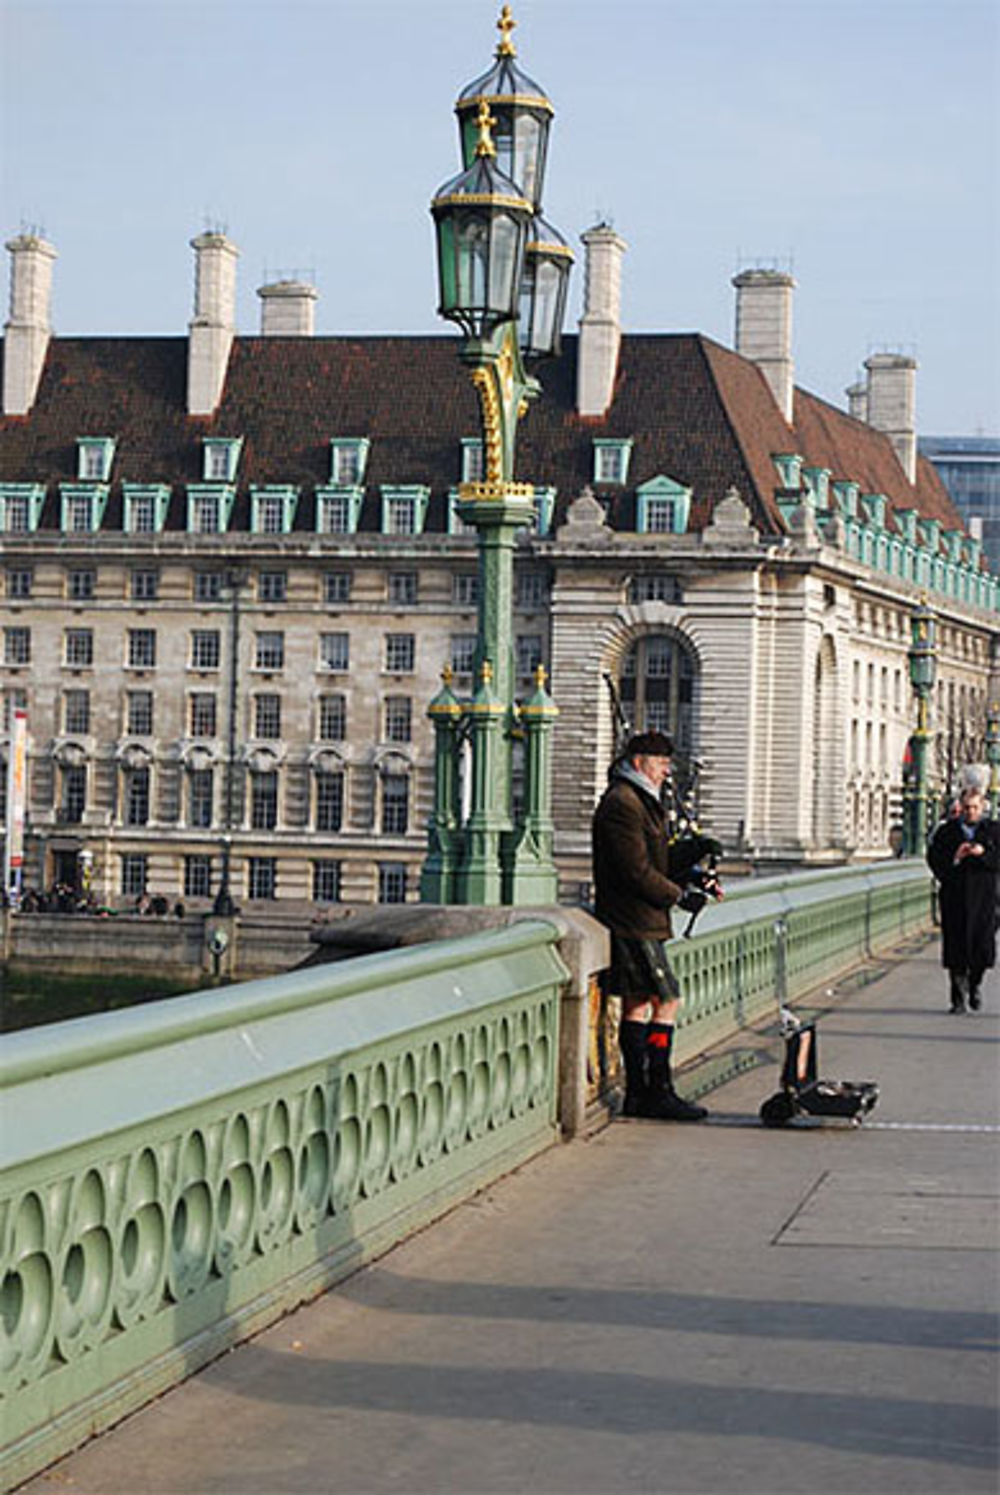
3,233,57,416
257,278,318,336
188,231,239,416
845,378,868,422
577,223,627,418
864,352,918,483
732,268,795,423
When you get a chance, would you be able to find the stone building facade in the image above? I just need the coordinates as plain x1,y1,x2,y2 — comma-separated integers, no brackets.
1,228,997,908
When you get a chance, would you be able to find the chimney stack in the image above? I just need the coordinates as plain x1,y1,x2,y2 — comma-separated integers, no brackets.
577,223,627,418
3,233,57,416
257,278,318,336
187,231,239,416
864,352,918,483
732,268,795,424
845,377,868,422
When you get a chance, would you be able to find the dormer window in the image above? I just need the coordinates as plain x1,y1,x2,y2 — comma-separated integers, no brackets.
251,485,299,536
77,437,115,482
316,488,363,534
380,485,430,537
772,453,803,490
863,493,888,529
831,479,860,518
202,438,242,483
593,439,633,486
330,438,370,486
0,484,45,534
895,508,919,545
461,439,485,484
636,475,692,535
186,484,236,534
123,484,170,535
59,484,110,534
802,467,831,508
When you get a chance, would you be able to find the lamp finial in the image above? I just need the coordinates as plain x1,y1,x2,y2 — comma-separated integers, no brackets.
474,98,498,158
496,4,517,57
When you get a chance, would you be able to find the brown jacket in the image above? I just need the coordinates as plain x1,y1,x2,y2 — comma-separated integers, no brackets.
592,772,683,939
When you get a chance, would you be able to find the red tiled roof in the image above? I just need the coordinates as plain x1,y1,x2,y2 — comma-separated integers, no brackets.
0,332,964,536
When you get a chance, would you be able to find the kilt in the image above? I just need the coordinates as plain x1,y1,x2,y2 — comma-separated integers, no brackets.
608,934,681,1003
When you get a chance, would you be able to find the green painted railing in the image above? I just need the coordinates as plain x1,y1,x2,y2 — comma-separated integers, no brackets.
0,921,568,1490
669,860,933,1067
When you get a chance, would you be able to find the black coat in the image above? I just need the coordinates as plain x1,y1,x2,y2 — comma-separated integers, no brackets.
926,816,1000,972
592,775,683,940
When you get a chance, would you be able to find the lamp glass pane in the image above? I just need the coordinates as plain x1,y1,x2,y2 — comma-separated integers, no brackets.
488,213,519,317
458,217,489,310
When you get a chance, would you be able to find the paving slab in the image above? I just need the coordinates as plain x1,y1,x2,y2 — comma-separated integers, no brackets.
21,937,999,1495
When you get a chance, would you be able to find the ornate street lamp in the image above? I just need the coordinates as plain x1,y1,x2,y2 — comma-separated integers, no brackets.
986,701,1000,816
903,598,937,854
422,5,571,907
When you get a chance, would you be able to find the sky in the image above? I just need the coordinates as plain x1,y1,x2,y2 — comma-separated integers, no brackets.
2,0,998,436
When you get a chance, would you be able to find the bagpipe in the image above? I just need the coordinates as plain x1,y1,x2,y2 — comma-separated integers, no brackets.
604,672,724,937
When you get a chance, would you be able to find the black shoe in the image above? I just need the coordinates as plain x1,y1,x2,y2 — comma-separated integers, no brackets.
949,1000,966,1013
968,990,982,1011
639,1089,708,1122
622,1089,649,1117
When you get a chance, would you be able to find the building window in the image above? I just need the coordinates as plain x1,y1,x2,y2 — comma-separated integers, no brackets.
253,695,282,739
63,690,91,734
124,767,150,826
120,853,147,898
315,770,344,832
388,571,418,606
195,572,223,603
188,768,214,828
203,438,242,482
450,634,477,678
628,574,682,604
127,690,154,735
4,626,30,665
330,440,368,485
516,635,543,683
317,494,354,534
516,572,547,608
191,630,221,670
384,633,415,673
128,629,157,669
320,633,350,672
125,493,158,534
131,569,159,602
636,477,692,535
255,631,285,671
191,495,221,533
0,487,43,533
65,628,93,667
2,688,27,732
378,862,407,904
318,694,346,740
312,860,342,903
184,855,212,899
618,633,697,755
381,773,409,835
380,485,430,537
65,492,97,532
593,440,633,486
6,568,33,599
61,764,87,823
256,496,288,536
77,438,115,481
453,573,480,607
324,571,352,605
68,568,95,601
248,856,276,900
461,439,484,483
258,570,287,603
251,771,278,830
384,696,412,743
189,693,217,737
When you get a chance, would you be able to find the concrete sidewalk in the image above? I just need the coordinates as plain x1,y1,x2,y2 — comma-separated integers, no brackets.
24,936,999,1495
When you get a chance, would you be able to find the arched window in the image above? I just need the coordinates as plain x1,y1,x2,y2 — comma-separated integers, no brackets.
616,633,697,754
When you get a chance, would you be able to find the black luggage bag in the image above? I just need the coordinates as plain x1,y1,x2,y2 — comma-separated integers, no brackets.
759,1009,879,1128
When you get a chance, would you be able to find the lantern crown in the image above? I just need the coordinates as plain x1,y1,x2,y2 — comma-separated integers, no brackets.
455,4,554,212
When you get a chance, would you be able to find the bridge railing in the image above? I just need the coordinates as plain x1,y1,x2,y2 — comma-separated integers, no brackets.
0,920,568,1490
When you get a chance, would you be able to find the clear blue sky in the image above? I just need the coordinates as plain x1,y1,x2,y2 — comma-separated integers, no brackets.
2,0,998,436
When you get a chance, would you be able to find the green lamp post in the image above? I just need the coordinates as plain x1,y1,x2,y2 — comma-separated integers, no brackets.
986,700,1000,817
903,599,938,854
421,5,572,906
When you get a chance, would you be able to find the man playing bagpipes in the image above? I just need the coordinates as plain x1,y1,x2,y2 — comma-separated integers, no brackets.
592,729,723,1121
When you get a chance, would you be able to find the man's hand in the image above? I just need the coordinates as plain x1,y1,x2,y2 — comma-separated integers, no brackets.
955,842,984,862
677,886,707,915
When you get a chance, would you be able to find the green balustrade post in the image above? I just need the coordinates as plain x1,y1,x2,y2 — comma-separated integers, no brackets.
504,663,560,903
456,661,508,904
420,668,464,903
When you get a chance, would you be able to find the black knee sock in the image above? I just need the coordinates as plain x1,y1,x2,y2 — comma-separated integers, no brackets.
646,1022,675,1093
619,1019,650,1099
